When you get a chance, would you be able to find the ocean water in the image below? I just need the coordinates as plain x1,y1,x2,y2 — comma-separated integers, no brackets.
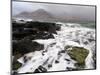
16,22,96,73
80,22,95,29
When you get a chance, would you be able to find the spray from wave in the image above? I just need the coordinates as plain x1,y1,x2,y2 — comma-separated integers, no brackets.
12,21,96,73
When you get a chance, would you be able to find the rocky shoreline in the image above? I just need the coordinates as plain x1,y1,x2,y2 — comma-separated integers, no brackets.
12,20,96,74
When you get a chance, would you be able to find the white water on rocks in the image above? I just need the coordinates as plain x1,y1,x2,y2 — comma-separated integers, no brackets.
17,22,95,73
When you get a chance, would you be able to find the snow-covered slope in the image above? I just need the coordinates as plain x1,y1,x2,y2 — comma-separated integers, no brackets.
16,22,95,73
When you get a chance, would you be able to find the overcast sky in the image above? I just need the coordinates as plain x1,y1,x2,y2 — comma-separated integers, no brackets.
12,1,96,21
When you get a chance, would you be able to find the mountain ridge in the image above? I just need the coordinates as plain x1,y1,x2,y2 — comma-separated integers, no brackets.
13,9,95,23
14,9,56,22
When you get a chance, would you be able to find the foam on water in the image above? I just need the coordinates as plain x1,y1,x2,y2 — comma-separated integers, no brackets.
17,22,95,73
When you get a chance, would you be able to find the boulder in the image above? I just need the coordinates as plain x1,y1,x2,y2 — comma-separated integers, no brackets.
35,31,54,39
12,21,57,40
65,46,89,69
12,59,22,70
13,39,44,55
34,65,47,73
13,28,37,40
25,21,60,34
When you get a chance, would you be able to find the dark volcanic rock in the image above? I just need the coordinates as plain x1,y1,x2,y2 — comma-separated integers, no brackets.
12,72,20,75
34,65,47,73
12,59,22,70
12,21,59,40
12,21,60,70
25,21,59,34
12,22,25,28
13,31,54,40
48,64,52,68
35,31,54,39
13,28,38,40
13,39,44,55
55,60,59,64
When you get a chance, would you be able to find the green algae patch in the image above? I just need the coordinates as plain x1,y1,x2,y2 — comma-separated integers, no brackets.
12,60,22,70
65,46,89,69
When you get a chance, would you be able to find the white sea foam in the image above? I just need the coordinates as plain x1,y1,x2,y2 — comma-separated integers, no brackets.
17,22,95,73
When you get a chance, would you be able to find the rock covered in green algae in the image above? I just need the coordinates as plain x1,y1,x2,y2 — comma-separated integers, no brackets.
12,60,22,70
65,45,89,69
12,54,23,70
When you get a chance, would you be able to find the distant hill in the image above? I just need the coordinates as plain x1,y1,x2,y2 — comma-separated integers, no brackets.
13,9,95,23
14,9,56,22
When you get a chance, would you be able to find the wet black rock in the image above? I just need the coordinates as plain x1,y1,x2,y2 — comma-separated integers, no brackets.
64,58,70,61
25,21,60,34
23,56,28,63
48,64,52,68
66,67,76,71
12,21,60,59
34,65,47,73
12,21,61,72
13,27,40,40
83,41,88,45
60,50,66,53
23,55,32,63
12,60,22,70
12,21,59,41
33,31,54,39
55,60,59,64
88,38,95,42
34,69,40,73
12,72,19,75
12,22,25,29
13,39,44,55
66,67,73,70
